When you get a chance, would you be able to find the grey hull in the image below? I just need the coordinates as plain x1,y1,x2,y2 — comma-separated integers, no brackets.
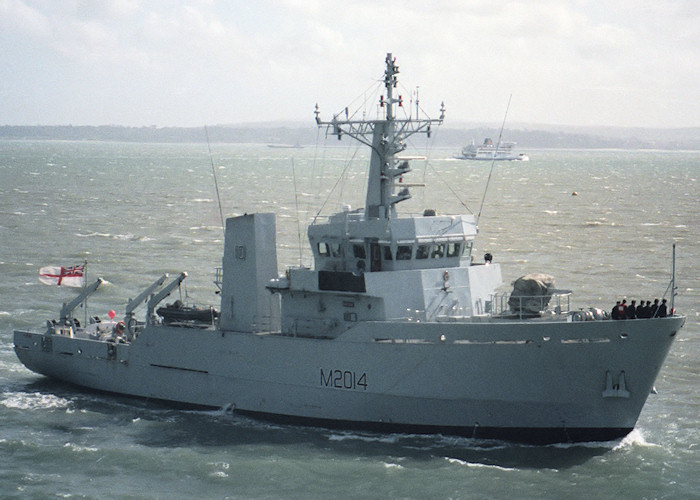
14,315,683,444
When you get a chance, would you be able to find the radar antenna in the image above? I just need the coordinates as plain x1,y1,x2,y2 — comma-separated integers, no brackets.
315,53,445,219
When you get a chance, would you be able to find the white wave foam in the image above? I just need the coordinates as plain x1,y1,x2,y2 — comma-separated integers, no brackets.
63,442,99,453
550,440,616,450
544,428,656,451
613,428,659,450
428,434,508,450
112,233,136,241
75,231,139,241
75,231,111,238
327,431,400,444
445,457,516,471
1,391,70,410
383,462,404,469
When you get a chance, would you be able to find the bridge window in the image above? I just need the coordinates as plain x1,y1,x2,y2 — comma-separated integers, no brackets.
416,244,430,259
396,245,412,260
318,242,330,256
382,245,393,261
353,244,366,259
463,241,473,256
431,244,445,259
447,242,461,257
330,242,343,258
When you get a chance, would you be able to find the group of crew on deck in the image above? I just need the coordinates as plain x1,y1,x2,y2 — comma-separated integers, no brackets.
611,298,668,320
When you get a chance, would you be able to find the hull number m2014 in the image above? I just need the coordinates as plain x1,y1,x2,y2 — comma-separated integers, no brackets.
320,369,367,391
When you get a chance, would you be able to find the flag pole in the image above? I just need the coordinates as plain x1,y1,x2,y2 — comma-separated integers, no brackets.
83,259,88,327
670,244,676,315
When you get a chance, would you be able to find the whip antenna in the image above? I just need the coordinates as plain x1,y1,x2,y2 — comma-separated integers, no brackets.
291,158,304,266
477,94,512,225
205,126,226,235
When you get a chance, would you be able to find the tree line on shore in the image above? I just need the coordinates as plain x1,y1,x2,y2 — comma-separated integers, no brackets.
1,124,698,150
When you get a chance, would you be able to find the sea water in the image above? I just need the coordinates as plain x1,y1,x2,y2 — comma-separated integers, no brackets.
0,140,698,499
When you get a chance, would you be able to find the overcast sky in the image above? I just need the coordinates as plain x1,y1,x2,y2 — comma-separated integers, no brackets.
1,0,698,128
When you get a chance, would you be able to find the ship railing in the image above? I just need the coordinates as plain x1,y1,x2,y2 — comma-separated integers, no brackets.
214,267,223,291
406,292,572,322
489,292,572,319
312,211,467,224
312,212,365,224
405,309,428,322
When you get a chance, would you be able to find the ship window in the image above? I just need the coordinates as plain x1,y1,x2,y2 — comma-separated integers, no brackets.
416,245,430,259
396,245,412,260
463,242,473,256
330,242,343,258
431,244,445,259
353,244,366,259
447,242,461,257
318,242,330,257
382,245,393,261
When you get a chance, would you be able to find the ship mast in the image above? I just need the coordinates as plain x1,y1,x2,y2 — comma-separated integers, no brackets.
315,53,445,220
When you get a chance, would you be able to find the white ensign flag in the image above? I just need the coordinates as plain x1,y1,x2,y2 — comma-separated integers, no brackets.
39,264,86,287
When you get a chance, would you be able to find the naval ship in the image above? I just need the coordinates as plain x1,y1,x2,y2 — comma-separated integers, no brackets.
14,54,685,444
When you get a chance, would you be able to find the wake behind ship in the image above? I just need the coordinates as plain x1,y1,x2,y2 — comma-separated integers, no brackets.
14,54,685,444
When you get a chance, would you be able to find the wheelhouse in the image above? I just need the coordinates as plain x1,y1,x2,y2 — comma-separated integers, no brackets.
308,208,477,273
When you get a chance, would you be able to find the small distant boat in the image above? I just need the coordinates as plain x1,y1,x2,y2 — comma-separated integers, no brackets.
455,138,528,161
267,143,303,149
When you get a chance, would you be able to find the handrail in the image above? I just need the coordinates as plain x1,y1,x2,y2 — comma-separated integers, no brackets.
491,292,571,319
405,292,572,322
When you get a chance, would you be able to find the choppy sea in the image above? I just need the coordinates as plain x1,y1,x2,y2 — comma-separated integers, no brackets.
0,140,698,499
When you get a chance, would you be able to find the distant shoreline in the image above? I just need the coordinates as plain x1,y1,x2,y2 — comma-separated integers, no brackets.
1,124,699,150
